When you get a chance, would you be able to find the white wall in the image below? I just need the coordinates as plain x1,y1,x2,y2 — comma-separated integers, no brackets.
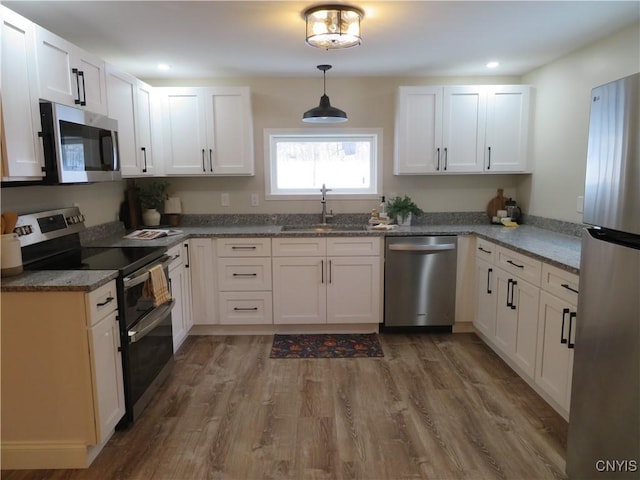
520,22,640,222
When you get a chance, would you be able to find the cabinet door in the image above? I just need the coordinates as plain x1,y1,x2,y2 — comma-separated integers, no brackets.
511,278,540,379
326,256,381,324
189,239,217,324
160,88,209,175
0,7,44,180
485,86,530,172
494,268,517,353
106,65,138,177
394,86,442,174
474,258,497,338
135,80,158,175
35,26,107,114
442,86,486,173
169,260,187,352
273,257,326,324
204,87,254,175
536,290,575,414
88,309,125,443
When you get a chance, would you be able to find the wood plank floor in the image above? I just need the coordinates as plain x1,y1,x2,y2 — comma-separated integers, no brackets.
2,333,568,480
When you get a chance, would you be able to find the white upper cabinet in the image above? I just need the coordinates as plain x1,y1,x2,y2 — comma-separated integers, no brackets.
0,6,45,180
394,84,531,174
394,86,443,174
35,26,108,115
135,79,161,176
484,85,531,172
158,86,254,176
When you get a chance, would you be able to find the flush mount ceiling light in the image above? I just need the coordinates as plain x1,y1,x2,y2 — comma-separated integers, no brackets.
303,64,348,123
304,4,364,49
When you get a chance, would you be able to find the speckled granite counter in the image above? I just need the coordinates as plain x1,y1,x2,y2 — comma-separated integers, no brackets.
1,223,582,292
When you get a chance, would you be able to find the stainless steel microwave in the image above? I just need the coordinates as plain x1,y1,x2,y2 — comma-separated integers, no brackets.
40,102,121,183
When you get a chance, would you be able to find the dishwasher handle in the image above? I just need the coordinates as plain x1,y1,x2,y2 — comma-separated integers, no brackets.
388,243,456,252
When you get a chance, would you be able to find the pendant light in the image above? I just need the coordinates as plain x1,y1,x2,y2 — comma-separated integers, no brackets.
302,64,348,123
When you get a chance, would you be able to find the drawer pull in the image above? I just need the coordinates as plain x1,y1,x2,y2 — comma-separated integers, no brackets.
560,308,570,344
231,246,257,250
478,247,492,254
233,307,258,311
96,296,114,307
561,283,579,294
232,273,257,277
506,260,525,269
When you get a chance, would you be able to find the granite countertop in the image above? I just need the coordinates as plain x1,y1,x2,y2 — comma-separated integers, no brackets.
1,223,581,292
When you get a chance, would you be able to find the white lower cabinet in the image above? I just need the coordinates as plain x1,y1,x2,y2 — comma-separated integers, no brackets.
189,238,217,325
1,280,124,469
272,237,382,325
168,242,193,351
216,238,272,325
473,238,580,420
535,265,579,419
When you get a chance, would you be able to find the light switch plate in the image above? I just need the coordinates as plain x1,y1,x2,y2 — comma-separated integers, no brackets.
221,192,230,206
251,193,259,207
577,195,584,213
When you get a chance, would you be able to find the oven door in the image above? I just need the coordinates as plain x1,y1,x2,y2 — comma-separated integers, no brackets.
120,256,175,424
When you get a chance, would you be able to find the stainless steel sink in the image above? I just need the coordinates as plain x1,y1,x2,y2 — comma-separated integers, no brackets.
280,224,368,232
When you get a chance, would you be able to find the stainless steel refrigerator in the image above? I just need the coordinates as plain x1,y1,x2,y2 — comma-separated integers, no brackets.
566,72,640,479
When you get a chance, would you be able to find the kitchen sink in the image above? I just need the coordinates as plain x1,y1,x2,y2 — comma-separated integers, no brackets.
280,224,369,233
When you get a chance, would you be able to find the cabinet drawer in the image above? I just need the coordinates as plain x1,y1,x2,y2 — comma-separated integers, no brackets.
497,246,542,285
216,238,271,257
217,258,272,291
327,237,381,256
167,243,183,267
218,291,273,325
476,237,497,263
541,263,579,305
272,238,326,257
86,280,118,325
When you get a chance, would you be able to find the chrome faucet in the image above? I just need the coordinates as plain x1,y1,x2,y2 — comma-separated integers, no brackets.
320,183,333,225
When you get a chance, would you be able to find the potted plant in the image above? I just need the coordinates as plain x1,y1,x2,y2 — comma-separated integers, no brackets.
136,180,170,226
386,195,423,226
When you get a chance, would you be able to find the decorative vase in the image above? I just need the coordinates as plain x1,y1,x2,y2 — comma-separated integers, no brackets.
397,212,412,226
142,208,161,226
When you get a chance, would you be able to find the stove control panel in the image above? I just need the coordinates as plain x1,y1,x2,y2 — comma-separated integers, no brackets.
15,207,86,247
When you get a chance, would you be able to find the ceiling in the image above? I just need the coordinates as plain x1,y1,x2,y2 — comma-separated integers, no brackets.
5,1,640,80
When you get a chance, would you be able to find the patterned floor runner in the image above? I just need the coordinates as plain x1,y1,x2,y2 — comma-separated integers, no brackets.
270,333,384,358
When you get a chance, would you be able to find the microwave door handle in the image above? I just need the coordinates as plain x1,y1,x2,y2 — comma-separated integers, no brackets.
128,299,175,344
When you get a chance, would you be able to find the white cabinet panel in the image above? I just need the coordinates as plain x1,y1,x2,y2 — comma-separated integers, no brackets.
326,256,381,324
273,257,327,324
474,257,497,338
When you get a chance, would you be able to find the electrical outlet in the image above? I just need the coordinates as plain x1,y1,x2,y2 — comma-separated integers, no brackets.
577,195,584,213
221,192,230,207
251,193,259,207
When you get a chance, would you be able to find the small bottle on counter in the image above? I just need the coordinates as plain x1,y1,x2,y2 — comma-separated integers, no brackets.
379,196,388,220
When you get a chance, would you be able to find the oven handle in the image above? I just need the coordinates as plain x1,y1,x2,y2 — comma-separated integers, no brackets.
123,254,172,290
128,299,175,344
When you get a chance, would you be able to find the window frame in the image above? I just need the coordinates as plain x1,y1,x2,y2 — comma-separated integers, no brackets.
264,128,383,200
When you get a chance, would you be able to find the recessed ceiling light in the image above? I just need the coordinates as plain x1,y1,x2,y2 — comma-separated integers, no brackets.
157,63,171,71
486,61,500,69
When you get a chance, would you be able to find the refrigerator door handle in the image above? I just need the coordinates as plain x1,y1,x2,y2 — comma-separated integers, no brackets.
561,308,570,344
568,311,576,349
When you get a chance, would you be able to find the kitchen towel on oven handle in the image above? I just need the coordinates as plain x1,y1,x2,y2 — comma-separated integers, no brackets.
143,264,172,307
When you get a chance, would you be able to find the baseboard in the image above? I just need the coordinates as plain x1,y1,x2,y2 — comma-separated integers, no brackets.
452,321,474,333
189,323,380,336
1,441,91,470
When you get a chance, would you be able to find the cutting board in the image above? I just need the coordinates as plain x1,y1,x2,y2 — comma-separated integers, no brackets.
486,188,506,218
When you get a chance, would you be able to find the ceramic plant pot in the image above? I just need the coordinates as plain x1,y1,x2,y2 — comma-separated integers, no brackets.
142,208,161,226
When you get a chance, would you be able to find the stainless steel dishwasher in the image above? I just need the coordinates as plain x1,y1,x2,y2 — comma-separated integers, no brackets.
384,236,457,329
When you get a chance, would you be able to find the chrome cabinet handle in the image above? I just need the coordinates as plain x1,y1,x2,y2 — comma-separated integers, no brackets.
560,308,570,344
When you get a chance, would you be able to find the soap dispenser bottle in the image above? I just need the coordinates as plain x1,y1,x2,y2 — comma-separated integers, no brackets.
379,196,388,219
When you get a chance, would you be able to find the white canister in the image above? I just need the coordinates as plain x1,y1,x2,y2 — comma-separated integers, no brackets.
1,233,23,277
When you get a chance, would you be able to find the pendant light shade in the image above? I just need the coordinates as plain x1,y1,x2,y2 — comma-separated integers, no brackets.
304,4,364,50
302,65,348,123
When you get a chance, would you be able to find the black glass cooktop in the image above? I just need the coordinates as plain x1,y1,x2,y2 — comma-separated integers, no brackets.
24,246,166,276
